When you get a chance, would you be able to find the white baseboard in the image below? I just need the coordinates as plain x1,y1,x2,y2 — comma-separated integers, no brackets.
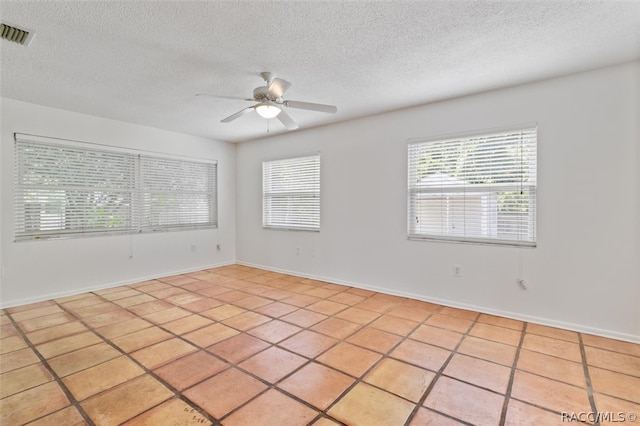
237,261,640,344
5,258,638,344
0,260,236,310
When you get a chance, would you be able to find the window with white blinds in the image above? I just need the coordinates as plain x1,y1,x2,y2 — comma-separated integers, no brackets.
408,126,537,246
263,154,320,231
140,156,217,232
14,134,217,240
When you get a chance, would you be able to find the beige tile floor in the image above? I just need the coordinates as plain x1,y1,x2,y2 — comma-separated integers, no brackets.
1,264,639,425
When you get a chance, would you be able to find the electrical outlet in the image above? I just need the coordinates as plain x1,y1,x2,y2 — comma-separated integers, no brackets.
453,264,462,277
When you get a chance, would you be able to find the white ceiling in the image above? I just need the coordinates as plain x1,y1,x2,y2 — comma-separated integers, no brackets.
1,1,639,143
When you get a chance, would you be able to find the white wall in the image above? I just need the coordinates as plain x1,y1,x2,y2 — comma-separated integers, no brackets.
236,61,640,342
0,98,236,307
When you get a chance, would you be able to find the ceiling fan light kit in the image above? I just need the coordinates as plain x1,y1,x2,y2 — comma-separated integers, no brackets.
255,102,281,119
205,72,337,131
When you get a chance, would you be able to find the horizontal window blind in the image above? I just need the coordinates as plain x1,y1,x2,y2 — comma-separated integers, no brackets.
263,154,320,231
408,126,537,246
140,156,217,231
14,134,217,240
14,139,136,239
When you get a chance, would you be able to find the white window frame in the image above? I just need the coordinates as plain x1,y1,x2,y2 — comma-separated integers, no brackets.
407,125,537,247
262,154,320,231
14,133,217,241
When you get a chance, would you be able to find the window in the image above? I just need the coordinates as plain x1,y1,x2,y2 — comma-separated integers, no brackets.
263,154,320,231
408,126,537,246
139,156,217,232
14,134,217,240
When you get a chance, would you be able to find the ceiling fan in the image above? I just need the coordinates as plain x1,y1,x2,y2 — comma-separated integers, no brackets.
198,72,337,130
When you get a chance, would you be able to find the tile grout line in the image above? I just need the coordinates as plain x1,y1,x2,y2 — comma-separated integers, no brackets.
152,270,353,422
261,299,521,425
98,275,295,425
308,298,436,424
5,279,513,426
152,270,360,424
469,322,603,420
56,287,222,426
502,330,621,420
402,313,481,426
579,332,600,426
3,308,97,426
5,282,520,426
211,275,396,425
498,321,527,425
222,290,436,424
6,265,638,425
316,308,431,423
223,279,415,423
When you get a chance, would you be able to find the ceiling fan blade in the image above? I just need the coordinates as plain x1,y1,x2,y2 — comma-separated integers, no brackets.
196,94,253,101
221,106,254,123
284,100,337,114
267,78,292,98
276,109,299,130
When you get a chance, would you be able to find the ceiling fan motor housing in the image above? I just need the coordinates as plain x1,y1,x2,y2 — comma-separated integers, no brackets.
253,86,272,101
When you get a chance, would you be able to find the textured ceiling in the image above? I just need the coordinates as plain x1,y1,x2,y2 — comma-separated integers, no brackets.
1,1,639,143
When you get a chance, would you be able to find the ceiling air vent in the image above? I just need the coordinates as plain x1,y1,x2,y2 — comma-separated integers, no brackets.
1,22,36,46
